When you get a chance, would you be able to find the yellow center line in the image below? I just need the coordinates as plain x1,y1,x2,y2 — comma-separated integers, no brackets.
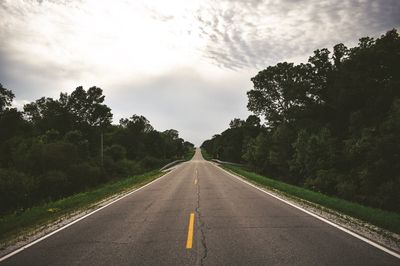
186,213,195,249
194,168,199,185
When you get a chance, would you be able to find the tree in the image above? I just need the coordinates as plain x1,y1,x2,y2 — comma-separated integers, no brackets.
163,129,179,140
0,83,14,112
66,86,113,127
120,115,153,133
24,97,73,134
204,29,400,212
244,115,261,128
24,86,113,134
0,108,27,145
229,118,244,128
332,43,348,67
247,62,313,126
242,132,270,173
1,85,194,215
0,85,29,167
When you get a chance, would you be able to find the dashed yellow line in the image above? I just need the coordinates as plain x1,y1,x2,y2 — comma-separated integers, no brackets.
194,168,199,185
186,213,195,249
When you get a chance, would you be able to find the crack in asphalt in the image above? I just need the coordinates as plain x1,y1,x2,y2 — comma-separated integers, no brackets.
143,201,154,211
195,169,208,266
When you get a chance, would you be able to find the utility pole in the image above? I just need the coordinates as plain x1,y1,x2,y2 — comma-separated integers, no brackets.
101,131,104,167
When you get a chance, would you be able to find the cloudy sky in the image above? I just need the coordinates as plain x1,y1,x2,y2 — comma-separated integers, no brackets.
0,0,399,145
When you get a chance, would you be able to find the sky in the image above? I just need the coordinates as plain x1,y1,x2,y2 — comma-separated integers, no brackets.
0,0,399,146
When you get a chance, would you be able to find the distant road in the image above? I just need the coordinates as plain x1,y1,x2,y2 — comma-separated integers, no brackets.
2,149,399,265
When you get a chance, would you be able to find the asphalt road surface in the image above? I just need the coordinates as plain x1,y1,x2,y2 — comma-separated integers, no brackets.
2,149,399,265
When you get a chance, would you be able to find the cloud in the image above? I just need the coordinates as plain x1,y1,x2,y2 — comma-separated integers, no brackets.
146,7,175,22
195,0,400,69
107,67,251,146
0,0,399,145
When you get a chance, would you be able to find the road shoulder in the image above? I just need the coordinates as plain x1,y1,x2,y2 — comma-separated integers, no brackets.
212,162,400,256
0,169,174,260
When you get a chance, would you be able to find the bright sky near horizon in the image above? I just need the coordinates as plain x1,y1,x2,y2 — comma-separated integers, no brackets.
0,0,399,145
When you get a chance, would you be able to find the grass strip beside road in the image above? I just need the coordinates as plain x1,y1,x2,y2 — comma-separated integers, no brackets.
184,148,196,161
200,149,212,161
0,170,163,247
221,164,400,235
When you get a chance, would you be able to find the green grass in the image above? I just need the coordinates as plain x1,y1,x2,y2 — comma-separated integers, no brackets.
0,170,163,246
200,149,212,160
222,164,400,234
184,148,196,161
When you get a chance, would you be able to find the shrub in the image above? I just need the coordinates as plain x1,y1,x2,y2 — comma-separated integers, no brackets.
68,162,102,191
0,168,35,214
37,170,70,200
104,144,126,161
140,156,164,170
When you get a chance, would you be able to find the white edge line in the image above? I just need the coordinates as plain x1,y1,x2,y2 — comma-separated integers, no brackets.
211,162,400,259
0,168,177,262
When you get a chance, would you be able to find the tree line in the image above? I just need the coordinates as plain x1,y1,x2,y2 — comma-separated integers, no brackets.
202,29,400,212
0,85,194,215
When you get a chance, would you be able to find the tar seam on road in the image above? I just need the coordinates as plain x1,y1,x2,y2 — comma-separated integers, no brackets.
186,213,195,249
0,167,180,263
212,162,400,259
195,172,208,266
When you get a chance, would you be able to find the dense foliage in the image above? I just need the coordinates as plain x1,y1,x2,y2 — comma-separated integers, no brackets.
202,29,400,212
0,85,194,215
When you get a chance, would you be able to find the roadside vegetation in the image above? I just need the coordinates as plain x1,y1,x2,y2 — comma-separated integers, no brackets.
0,170,163,245
0,85,194,218
184,148,196,161
202,29,400,215
222,164,400,234
200,149,212,161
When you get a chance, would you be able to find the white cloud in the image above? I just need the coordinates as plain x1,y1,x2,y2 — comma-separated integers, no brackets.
106,66,252,145
196,0,400,68
0,0,399,145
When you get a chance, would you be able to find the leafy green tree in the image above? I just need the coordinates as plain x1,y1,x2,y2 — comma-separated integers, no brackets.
203,29,400,212
66,86,112,127
105,144,127,161
244,115,261,128
291,128,338,192
0,169,35,213
0,83,14,112
247,62,315,126
332,43,348,67
24,86,112,134
0,84,193,214
229,118,245,128
24,97,73,134
120,115,153,133
242,132,271,173
0,109,27,152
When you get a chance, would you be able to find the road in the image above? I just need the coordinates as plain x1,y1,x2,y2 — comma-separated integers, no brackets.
1,149,399,265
